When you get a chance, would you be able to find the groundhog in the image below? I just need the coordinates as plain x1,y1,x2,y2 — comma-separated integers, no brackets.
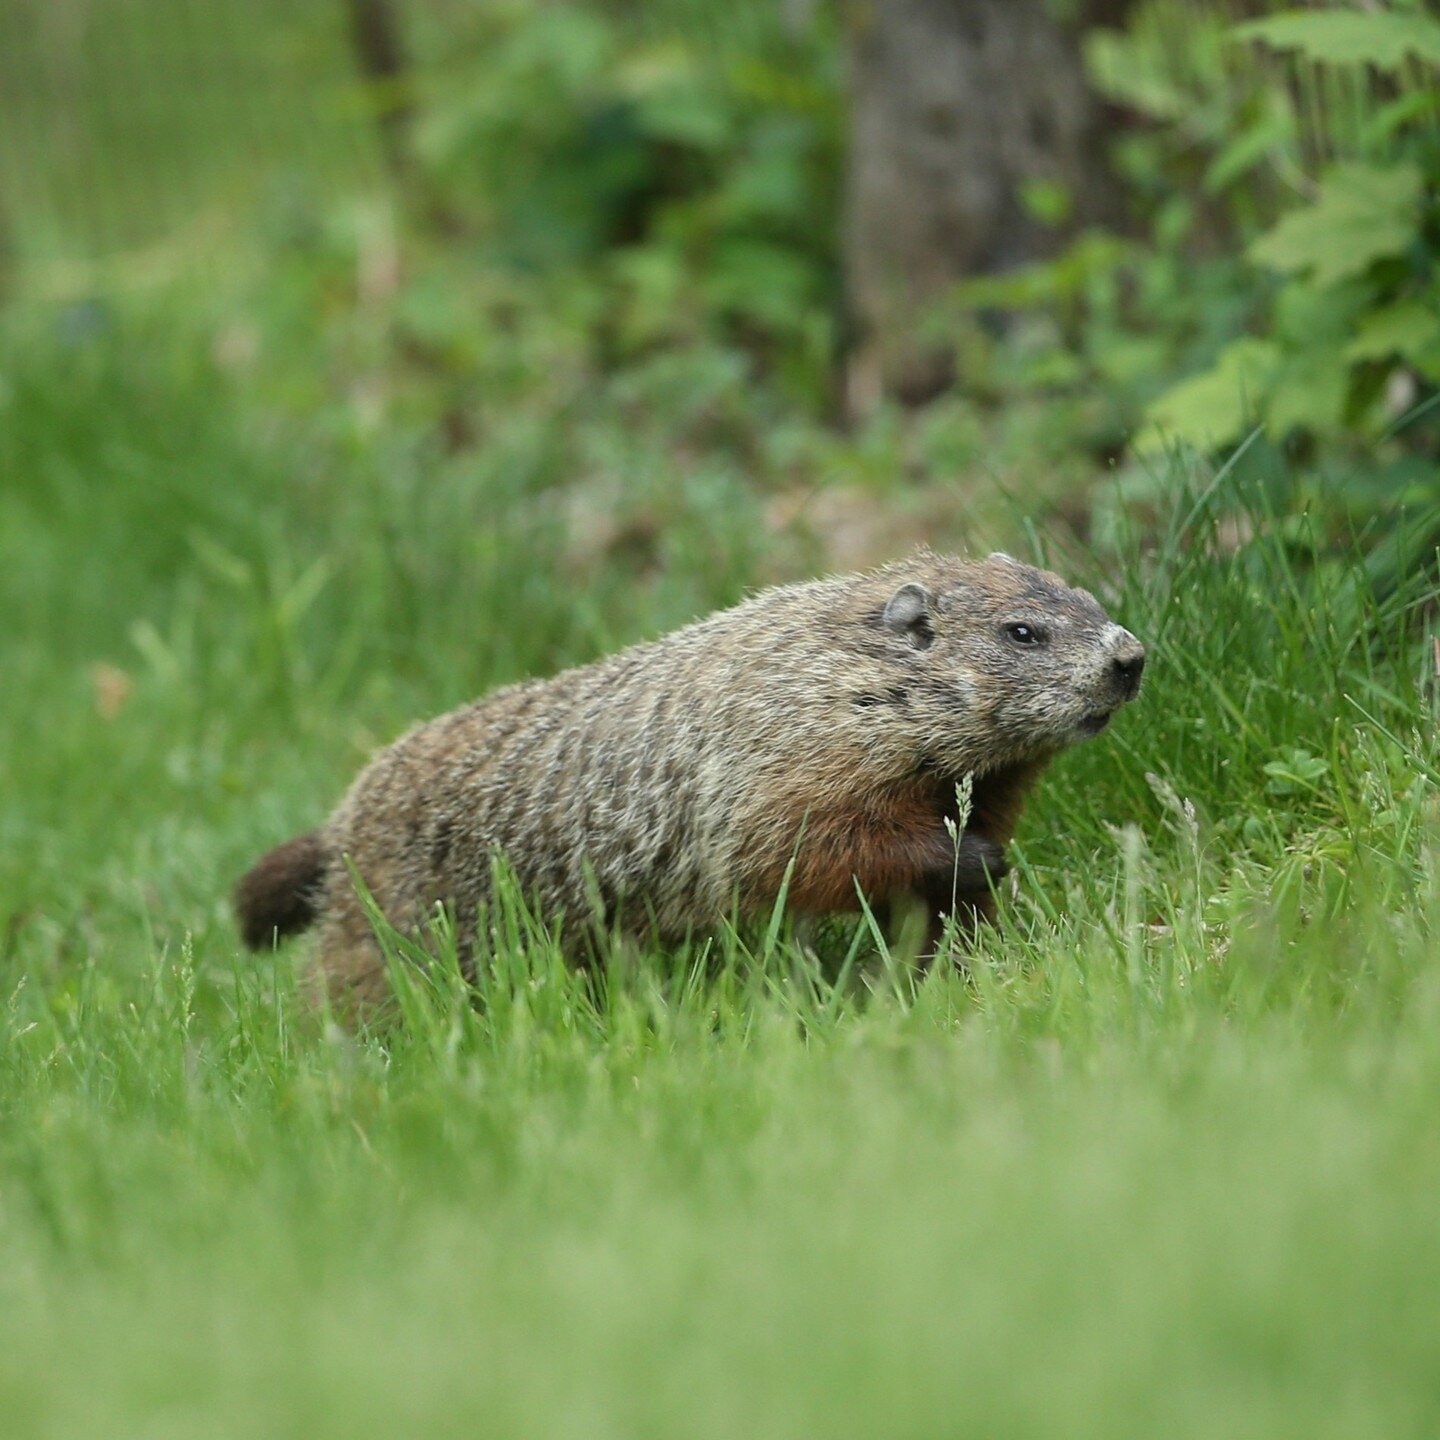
235,550,1144,1011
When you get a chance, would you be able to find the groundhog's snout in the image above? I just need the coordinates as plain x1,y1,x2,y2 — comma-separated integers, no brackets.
1107,633,1146,703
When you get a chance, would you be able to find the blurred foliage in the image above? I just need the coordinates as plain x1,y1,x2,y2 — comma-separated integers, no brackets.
406,0,843,406
1152,7,1440,454
0,0,378,266
945,0,1440,542
4,0,1440,575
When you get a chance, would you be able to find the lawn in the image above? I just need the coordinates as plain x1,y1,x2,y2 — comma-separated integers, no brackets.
3,305,1440,1439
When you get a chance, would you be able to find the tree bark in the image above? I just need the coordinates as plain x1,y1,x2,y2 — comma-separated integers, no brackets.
843,0,1128,410
343,0,414,182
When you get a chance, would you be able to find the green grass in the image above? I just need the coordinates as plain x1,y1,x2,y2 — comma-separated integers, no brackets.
0,0,378,277
3,307,1440,1439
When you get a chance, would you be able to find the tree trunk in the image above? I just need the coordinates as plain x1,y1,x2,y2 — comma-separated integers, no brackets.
342,0,415,182
843,0,1127,410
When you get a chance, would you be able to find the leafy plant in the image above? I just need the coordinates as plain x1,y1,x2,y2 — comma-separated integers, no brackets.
1143,4,1440,455
938,2,1283,466
410,2,843,405
933,0,1440,579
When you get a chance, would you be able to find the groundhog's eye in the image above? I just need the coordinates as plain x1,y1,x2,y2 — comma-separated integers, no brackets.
1005,623,1046,647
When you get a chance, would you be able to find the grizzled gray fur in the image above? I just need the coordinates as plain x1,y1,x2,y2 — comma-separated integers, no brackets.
234,551,1144,1013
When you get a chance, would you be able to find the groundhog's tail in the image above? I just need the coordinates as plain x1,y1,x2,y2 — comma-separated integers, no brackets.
234,829,331,950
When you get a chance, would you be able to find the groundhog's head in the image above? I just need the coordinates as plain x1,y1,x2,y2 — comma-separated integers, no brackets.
873,552,1144,773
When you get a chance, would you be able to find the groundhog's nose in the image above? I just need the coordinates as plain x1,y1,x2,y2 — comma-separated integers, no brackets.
1109,643,1146,698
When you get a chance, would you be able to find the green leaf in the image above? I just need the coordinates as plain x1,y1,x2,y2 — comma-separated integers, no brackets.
632,84,733,151
701,240,816,331
1271,277,1367,347
1020,178,1074,227
1234,9,1440,71
1359,88,1440,149
1092,334,1170,389
951,233,1129,312
1265,349,1351,437
1345,299,1440,364
1248,163,1423,287
1203,104,1295,194
1263,747,1329,797
1138,337,1281,454
1084,28,1192,121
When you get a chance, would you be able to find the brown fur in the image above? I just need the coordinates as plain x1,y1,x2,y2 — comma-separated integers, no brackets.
234,551,1144,1012
232,829,329,950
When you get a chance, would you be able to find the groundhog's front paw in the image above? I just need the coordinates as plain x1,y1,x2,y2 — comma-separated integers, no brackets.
951,833,1009,892
918,833,1008,908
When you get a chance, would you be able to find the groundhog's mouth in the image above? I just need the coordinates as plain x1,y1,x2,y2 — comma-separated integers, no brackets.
1078,710,1113,736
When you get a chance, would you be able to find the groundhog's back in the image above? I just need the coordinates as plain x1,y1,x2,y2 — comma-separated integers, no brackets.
320,560,960,947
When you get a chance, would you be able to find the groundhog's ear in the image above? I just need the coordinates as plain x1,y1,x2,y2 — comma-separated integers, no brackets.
988,551,1020,566
882,582,936,649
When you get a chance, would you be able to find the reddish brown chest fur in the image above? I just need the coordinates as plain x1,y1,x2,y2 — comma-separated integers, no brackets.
758,759,1046,917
